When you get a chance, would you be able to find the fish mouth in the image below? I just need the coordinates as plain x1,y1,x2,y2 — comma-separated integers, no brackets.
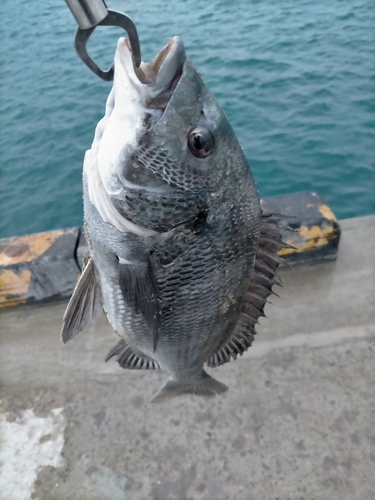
116,36,186,110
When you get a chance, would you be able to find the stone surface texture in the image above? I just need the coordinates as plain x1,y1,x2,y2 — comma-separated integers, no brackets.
0,215,374,500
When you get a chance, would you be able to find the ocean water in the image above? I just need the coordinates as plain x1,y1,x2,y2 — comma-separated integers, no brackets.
0,0,374,238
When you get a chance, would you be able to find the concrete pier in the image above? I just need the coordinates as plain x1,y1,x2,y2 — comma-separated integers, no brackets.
0,215,374,500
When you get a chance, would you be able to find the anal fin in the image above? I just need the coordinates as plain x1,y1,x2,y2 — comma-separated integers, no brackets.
105,339,161,370
61,258,102,343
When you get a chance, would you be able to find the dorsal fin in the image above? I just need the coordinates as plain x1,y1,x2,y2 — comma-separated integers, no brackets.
105,339,161,370
206,213,292,368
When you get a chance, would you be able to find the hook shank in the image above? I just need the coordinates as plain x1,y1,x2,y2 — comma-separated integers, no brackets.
74,10,142,81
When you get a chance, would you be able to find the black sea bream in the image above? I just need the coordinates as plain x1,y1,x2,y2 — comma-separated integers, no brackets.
62,36,286,401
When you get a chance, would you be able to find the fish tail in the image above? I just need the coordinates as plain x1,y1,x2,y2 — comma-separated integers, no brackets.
151,370,228,403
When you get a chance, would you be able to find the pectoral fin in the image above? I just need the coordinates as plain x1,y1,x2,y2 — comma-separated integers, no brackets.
118,252,162,352
61,258,102,343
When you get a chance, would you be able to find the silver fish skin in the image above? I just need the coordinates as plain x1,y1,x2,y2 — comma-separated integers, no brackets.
62,36,286,402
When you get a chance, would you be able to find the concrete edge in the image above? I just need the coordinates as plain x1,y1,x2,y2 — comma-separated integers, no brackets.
0,191,340,309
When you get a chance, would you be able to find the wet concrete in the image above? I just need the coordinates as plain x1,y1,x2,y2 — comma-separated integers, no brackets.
0,215,374,500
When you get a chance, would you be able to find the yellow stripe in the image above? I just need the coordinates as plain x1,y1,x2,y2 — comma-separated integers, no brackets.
0,297,27,308
279,223,337,256
0,269,31,308
306,203,338,222
0,230,64,266
317,204,337,222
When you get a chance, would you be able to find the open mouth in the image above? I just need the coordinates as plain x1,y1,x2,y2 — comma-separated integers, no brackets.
119,36,186,109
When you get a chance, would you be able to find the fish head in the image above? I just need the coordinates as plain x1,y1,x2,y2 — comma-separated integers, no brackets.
152,39,253,191
151,45,247,189
92,36,252,195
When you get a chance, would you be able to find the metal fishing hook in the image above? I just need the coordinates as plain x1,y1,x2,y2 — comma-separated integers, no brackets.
65,0,141,81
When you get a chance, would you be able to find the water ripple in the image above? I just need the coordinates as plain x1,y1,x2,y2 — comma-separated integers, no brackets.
0,0,374,237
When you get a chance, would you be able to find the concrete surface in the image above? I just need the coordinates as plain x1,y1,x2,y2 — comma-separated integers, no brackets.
0,215,374,500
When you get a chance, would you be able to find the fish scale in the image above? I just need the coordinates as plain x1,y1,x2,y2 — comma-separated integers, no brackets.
61,36,287,401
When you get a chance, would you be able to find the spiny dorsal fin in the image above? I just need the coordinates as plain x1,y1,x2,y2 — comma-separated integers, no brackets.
105,339,161,370
61,258,102,343
206,212,290,368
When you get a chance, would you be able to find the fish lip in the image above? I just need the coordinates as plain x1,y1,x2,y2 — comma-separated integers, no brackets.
117,36,186,106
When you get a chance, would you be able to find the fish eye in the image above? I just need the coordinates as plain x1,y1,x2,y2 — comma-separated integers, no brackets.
188,127,215,158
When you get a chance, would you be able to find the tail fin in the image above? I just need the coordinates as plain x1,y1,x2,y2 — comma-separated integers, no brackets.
151,370,228,403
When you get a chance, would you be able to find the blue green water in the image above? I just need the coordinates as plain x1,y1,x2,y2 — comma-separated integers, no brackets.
1,0,374,238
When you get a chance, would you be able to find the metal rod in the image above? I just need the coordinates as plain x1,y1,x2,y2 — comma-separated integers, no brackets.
64,0,108,30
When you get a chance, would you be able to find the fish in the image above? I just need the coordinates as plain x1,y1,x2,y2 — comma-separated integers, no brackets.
61,36,287,402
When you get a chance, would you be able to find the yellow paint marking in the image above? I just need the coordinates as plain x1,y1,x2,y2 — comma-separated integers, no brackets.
306,203,337,222
0,269,31,307
278,223,337,255
0,297,27,308
0,230,64,266
317,204,337,222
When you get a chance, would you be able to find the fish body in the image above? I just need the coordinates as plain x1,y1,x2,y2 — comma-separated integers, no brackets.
62,37,285,401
